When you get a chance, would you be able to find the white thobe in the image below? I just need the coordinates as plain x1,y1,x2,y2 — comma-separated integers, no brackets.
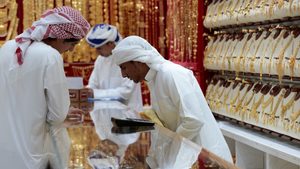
0,40,70,169
145,61,233,162
88,55,143,113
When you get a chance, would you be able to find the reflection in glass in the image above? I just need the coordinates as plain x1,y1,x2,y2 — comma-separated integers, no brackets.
68,101,151,169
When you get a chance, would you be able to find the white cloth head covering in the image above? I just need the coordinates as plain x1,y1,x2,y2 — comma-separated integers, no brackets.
112,36,166,70
14,6,90,67
85,24,122,48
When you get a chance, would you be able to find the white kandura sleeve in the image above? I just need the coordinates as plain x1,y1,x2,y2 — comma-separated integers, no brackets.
87,58,100,89
165,71,204,141
44,54,70,126
92,77,135,100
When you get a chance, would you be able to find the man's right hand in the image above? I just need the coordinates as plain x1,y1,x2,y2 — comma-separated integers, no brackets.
63,107,85,127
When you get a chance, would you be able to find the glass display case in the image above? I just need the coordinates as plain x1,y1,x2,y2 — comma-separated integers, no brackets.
49,100,237,169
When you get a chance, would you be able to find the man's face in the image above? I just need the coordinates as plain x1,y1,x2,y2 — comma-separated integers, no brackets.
119,61,144,83
96,42,115,57
55,39,79,53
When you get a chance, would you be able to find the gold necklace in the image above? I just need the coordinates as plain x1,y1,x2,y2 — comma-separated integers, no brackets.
289,38,300,78
228,40,239,70
242,36,255,72
268,0,275,17
235,37,248,74
269,91,285,125
221,40,232,70
261,94,274,112
261,94,274,125
235,88,249,114
209,83,222,110
278,0,284,8
281,93,296,118
229,88,241,113
260,32,273,77
290,109,300,122
205,84,214,100
268,32,283,74
223,86,232,112
215,86,226,110
277,36,293,82
250,34,265,73
250,94,264,121
240,92,255,120
289,108,300,132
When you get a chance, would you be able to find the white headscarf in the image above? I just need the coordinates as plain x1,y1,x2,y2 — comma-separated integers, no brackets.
85,24,122,48
112,36,166,70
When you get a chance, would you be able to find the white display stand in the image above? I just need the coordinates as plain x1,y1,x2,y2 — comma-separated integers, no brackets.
218,121,300,169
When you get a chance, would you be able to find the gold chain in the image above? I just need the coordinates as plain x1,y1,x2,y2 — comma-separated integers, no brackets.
277,35,293,82
269,90,285,125
229,87,241,113
250,94,264,121
240,92,255,120
289,37,300,78
261,95,274,112
235,87,249,114
281,92,296,118
250,33,265,72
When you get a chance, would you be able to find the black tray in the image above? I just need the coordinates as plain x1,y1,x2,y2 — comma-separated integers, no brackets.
111,117,155,127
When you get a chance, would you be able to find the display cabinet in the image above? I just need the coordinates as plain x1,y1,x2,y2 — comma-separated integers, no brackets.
47,100,238,169
203,0,300,139
202,0,300,168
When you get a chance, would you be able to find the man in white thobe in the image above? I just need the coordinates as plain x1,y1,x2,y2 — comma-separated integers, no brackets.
112,36,233,163
86,24,143,113
0,6,90,169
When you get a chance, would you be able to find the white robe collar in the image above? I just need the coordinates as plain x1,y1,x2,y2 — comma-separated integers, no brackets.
145,68,157,82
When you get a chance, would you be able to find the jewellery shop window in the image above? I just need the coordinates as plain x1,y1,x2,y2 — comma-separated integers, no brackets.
203,0,300,141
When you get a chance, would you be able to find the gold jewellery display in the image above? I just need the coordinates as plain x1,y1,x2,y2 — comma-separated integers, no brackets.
6,0,166,63
204,0,300,140
0,0,18,45
166,0,198,62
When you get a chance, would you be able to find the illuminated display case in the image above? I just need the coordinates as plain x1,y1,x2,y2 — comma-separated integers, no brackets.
60,101,238,169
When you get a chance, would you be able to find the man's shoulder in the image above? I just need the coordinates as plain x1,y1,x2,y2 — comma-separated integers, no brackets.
157,61,194,84
26,42,62,64
28,42,60,56
160,61,189,75
1,40,17,50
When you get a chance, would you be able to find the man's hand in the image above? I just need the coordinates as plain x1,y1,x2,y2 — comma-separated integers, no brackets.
63,107,85,127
